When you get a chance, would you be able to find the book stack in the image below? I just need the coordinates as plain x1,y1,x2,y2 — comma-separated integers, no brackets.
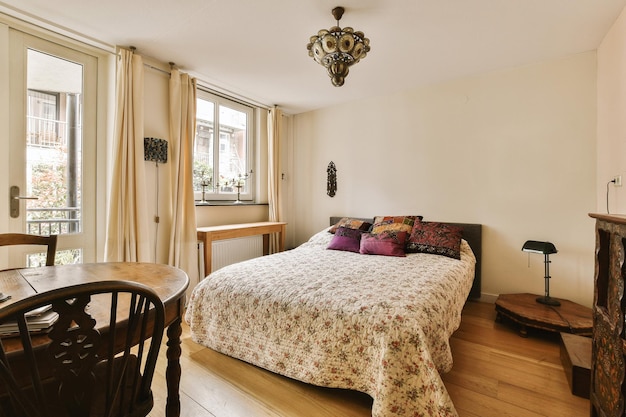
0,305,59,337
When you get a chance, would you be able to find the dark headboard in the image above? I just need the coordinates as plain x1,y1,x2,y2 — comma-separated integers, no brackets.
330,217,482,300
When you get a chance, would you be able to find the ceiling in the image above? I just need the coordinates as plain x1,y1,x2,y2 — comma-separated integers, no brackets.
1,0,625,114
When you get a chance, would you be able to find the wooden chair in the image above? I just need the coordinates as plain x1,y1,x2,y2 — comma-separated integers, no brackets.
0,280,165,417
0,233,58,266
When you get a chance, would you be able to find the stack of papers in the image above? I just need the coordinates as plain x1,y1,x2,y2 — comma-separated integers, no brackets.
0,305,59,337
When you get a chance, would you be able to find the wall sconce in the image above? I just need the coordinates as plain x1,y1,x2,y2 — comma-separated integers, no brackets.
143,137,168,164
522,240,560,306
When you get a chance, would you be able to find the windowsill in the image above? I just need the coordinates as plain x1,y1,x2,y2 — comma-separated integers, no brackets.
195,201,267,207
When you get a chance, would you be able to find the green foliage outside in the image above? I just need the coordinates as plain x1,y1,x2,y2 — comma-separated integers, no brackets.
27,147,81,265
193,159,212,192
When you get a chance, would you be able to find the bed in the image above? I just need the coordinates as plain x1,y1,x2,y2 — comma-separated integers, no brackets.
185,216,482,417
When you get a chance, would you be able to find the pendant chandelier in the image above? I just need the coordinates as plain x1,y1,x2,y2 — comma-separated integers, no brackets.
306,6,370,87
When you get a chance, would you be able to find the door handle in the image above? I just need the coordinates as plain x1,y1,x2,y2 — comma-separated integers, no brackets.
10,186,38,218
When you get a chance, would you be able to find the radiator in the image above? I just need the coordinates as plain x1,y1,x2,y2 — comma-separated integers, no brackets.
208,235,264,274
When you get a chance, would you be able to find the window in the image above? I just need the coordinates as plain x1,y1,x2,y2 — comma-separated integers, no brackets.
194,90,254,203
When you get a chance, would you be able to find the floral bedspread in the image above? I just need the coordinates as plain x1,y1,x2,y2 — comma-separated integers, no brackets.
185,229,475,417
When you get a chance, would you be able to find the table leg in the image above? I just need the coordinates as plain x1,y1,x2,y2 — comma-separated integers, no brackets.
165,317,183,417
262,234,270,256
279,224,285,252
519,324,528,338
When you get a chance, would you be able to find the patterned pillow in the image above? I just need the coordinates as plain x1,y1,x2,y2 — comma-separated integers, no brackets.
359,230,408,257
329,217,372,234
406,221,463,259
371,215,423,235
327,227,363,253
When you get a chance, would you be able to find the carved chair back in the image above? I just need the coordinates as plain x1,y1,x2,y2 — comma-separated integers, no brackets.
0,280,165,417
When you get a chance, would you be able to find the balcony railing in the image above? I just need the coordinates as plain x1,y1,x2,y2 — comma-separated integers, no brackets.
26,207,80,235
26,116,67,148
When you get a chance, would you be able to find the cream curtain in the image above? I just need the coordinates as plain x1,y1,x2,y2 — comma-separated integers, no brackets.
168,69,199,289
268,106,283,253
104,48,151,262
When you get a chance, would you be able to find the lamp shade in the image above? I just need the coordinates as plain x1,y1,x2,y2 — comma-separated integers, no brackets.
306,6,370,87
521,240,557,255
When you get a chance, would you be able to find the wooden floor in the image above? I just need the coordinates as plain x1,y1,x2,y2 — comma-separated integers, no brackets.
149,301,590,417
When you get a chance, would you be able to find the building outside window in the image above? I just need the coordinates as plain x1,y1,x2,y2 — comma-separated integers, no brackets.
194,90,254,203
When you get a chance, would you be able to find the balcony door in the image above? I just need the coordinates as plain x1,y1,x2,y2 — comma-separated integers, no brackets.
3,29,98,268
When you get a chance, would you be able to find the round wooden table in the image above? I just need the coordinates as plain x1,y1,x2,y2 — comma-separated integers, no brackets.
495,293,592,337
0,262,189,417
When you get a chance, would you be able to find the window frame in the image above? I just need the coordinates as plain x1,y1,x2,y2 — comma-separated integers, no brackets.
194,89,255,203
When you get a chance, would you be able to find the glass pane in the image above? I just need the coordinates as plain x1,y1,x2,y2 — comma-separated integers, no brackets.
26,248,81,267
218,105,248,194
194,98,215,196
25,49,83,236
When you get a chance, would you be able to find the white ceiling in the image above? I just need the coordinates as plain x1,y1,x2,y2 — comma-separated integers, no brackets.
2,0,625,114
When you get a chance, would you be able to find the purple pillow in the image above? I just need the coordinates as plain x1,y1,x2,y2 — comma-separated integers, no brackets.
327,226,363,253
406,221,462,259
359,230,407,257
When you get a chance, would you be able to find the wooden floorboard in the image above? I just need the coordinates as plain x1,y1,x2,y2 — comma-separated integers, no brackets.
149,300,590,417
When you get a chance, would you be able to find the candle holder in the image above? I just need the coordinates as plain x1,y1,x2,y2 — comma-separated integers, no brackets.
226,173,249,204
200,178,212,204
194,167,215,205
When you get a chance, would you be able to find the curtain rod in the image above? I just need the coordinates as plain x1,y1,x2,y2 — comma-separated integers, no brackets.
196,83,272,111
129,46,272,111
143,63,170,76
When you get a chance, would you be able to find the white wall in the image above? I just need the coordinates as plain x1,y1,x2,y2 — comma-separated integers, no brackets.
293,52,597,307
195,205,268,226
143,62,172,263
598,7,626,214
